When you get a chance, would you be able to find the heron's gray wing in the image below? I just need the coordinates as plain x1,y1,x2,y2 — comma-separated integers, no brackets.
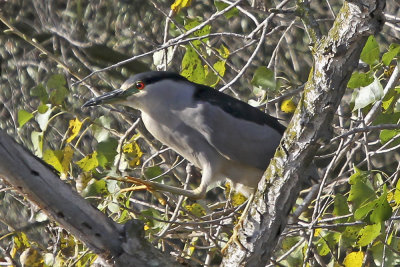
175,86,284,170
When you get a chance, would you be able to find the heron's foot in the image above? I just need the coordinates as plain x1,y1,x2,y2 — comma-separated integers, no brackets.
221,218,246,255
106,176,166,205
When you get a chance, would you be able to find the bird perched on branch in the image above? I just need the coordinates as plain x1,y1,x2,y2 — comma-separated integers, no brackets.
82,71,285,199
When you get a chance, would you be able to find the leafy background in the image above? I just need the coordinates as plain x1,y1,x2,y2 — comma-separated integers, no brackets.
0,0,400,266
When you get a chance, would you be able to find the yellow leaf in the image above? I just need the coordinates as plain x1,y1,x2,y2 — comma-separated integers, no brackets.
43,149,63,173
123,141,143,167
61,146,73,176
217,44,230,59
20,248,44,267
314,228,321,237
185,203,206,217
232,192,246,207
76,151,98,172
171,0,192,13
281,98,296,113
343,251,364,267
66,118,82,143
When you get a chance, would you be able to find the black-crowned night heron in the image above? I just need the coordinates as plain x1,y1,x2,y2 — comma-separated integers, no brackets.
82,71,285,199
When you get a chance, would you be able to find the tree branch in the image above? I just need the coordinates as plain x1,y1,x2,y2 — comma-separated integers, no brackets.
0,131,178,267
221,0,386,266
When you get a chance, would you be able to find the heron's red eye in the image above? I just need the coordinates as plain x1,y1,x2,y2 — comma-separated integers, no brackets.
135,81,145,90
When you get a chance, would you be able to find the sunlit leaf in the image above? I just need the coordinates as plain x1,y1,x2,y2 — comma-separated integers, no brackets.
347,71,374,89
61,146,74,176
316,232,340,256
281,98,296,113
43,149,63,173
66,118,83,143
216,44,230,59
379,129,400,144
171,0,192,13
382,44,400,66
394,179,400,206
181,46,205,84
37,104,49,114
76,151,99,172
214,0,239,19
18,109,33,128
343,251,364,267
370,185,392,223
360,35,380,66
185,203,206,217
357,223,381,246
123,140,143,167
20,247,44,267
353,76,383,111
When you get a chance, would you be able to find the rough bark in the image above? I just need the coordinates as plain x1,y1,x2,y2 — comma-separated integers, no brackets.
221,0,386,266
0,131,178,267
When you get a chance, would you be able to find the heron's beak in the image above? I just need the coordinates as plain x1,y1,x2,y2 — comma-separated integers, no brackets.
82,89,124,108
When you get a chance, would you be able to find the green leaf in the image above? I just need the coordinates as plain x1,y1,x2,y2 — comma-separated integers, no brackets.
382,43,400,66
370,185,392,223
47,74,66,89
348,166,370,185
315,232,340,256
76,151,99,172
347,71,374,89
82,180,108,197
37,104,49,114
181,46,205,84
214,0,239,19
97,138,118,168
31,84,48,103
354,200,375,220
379,129,400,144
342,225,363,247
183,18,210,47
372,112,400,126
360,35,380,66
333,193,350,222
50,86,69,105
18,109,33,128
353,76,383,111
357,223,381,246
348,169,376,211
251,66,277,91
144,166,163,179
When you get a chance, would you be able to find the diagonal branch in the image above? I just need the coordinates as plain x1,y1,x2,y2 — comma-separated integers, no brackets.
0,131,179,267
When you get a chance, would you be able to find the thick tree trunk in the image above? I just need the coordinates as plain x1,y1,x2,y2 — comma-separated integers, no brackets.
221,1,386,266
0,131,178,267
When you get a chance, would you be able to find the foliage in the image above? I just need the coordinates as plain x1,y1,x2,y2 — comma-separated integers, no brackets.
0,0,400,266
